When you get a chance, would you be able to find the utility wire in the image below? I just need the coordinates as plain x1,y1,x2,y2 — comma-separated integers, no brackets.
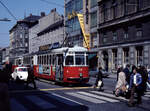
40,0,64,8
0,0,17,21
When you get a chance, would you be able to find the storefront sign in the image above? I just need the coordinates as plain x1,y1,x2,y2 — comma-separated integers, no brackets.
77,14,90,49
67,10,77,20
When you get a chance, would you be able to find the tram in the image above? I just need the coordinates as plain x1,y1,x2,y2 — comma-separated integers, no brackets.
17,46,89,84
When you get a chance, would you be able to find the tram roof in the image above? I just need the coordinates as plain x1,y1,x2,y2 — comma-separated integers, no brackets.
52,46,88,53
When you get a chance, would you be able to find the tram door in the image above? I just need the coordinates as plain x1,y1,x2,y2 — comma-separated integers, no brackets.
55,54,63,81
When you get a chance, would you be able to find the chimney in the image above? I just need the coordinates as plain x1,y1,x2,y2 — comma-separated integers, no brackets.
30,13,32,16
41,12,45,17
51,8,56,13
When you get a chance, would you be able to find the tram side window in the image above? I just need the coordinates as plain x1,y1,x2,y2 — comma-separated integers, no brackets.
86,56,89,65
65,56,74,65
49,55,51,65
53,55,56,65
38,56,39,64
75,55,85,65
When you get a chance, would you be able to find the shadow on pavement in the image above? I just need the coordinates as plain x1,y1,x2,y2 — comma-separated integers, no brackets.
9,81,89,111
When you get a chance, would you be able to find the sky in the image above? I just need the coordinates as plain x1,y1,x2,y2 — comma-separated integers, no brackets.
0,0,64,47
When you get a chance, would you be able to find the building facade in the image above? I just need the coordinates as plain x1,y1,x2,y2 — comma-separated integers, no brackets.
9,14,41,61
64,0,98,48
29,9,64,53
0,48,2,64
97,0,150,72
2,47,10,63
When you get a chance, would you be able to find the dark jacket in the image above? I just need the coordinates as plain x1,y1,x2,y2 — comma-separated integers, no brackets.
27,68,34,82
97,70,103,81
123,68,130,84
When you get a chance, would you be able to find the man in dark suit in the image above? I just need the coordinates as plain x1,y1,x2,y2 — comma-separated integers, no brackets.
26,66,37,89
94,67,104,91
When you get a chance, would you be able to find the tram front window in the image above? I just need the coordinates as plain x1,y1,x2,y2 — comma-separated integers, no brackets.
65,56,74,65
75,55,85,65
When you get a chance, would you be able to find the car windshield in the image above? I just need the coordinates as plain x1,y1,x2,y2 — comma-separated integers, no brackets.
18,68,27,72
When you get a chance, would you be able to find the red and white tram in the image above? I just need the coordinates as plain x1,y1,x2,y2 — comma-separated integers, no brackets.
17,46,89,84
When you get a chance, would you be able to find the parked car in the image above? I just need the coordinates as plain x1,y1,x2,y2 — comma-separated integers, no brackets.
89,68,110,78
11,67,28,81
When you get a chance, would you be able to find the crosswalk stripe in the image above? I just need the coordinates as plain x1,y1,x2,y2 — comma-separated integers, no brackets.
91,91,127,101
25,95,55,109
10,98,28,111
66,92,106,104
144,94,150,98
77,91,119,102
50,93,84,106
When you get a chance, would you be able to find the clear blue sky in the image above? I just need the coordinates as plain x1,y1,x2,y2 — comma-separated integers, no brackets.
0,0,64,47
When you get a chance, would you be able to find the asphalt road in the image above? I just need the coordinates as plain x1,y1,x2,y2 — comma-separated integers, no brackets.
8,74,150,111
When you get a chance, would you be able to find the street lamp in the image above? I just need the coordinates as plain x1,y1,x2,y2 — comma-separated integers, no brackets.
0,18,11,22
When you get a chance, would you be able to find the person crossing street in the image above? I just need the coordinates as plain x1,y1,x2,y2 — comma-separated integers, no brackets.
128,67,142,107
26,66,37,89
94,67,104,91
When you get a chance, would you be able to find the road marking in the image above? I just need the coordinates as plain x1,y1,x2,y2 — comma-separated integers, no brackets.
77,91,119,102
144,94,150,98
40,86,92,91
91,91,127,101
66,92,106,104
10,98,28,111
25,95,55,109
10,86,92,93
49,93,84,106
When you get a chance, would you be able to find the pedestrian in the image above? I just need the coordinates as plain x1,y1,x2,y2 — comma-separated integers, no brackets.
115,67,127,97
128,67,142,107
140,66,148,93
26,66,37,89
117,65,122,82
147,71,150,89
0,67,10,111
94,67,104,91
123,64,130,84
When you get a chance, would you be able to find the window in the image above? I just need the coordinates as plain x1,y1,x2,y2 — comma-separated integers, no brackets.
103,33,107,43
91,33,97,47
113,31,117,41
86,55,89,65
90,0,97,8
124,28,128,39
25,43,28,47
136,30,142,38
65,56,74,65
90,12,97,28
75,55,85,65
20,34,23,38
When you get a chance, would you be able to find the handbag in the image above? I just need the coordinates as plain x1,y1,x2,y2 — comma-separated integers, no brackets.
121,85,127,92
98,80,102,87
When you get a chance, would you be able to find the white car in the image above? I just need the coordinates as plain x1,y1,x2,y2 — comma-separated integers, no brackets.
11,67,28,81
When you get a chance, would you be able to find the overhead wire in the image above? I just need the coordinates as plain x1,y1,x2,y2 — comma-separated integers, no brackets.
40,0,64,8
0,0,17,21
